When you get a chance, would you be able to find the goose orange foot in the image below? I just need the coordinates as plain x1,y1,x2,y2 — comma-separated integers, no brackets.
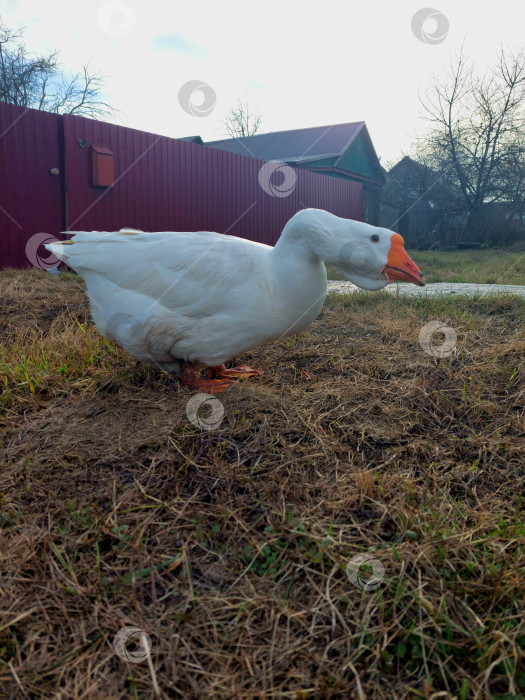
206,364,261,380
178,361,236,393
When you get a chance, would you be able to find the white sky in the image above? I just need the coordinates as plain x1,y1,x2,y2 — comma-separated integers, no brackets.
1,0,524,164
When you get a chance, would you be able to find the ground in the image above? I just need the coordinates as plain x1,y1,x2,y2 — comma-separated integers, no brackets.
1,269,524,699
327,248,525,285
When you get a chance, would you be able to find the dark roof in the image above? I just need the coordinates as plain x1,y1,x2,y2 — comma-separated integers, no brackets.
388,156,434,176
205,122,367,163
179,135,204,144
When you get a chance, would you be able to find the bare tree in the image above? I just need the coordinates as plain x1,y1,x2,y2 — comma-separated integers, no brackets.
419,47,525,239
0,18,115,118
221,94,262,138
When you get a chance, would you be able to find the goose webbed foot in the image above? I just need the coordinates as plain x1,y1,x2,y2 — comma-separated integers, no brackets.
206,364,261,380
178,361,236,393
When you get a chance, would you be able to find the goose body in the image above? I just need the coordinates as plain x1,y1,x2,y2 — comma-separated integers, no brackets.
46,209,425,391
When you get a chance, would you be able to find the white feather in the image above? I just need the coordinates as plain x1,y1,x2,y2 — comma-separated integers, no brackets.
45,209,397,373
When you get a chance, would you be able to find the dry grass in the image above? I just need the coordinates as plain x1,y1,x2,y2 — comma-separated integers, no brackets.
1,269,524,699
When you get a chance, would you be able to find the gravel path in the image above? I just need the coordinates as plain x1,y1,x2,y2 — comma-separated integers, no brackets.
327,281,525,297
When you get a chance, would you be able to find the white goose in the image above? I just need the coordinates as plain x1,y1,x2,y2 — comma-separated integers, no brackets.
46,209,425,392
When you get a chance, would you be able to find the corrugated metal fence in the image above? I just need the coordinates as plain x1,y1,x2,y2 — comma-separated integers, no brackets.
1,104,363,269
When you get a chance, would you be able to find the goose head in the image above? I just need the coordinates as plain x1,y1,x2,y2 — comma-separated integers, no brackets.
280,209,426,291
334,225,426,291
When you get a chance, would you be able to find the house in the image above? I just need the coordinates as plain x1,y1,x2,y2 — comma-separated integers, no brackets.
380,156,467,247
204,122,385,224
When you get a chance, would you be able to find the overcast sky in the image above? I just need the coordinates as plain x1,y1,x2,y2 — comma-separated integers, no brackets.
1,0,524,164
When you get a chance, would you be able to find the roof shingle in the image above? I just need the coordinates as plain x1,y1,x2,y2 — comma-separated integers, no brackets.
205,122,365,162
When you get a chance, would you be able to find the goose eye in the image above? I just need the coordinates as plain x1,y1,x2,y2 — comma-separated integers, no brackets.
370,234,380,243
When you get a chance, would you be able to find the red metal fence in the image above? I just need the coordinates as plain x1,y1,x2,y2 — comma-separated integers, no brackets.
1,104,363,269
0,105,66,268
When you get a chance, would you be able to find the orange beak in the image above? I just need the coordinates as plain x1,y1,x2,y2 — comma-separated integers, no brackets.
384,233,426,286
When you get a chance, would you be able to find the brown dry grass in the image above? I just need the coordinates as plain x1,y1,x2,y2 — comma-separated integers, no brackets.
1,269,524,700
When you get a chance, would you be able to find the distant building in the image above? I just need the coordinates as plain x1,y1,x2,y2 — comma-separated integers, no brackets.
204,122,385,224
380,156,467,247
179,136,204,144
